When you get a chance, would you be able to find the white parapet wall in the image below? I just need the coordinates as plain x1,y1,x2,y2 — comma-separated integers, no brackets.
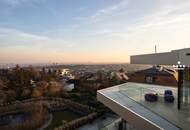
97,89,163,130
130,48,190,66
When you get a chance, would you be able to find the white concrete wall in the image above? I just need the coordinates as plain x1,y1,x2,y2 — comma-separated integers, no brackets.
97,91,163,130
130,48,190,66
178,48,190,66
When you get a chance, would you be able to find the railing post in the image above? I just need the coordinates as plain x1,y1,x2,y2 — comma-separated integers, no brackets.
178,68,183,110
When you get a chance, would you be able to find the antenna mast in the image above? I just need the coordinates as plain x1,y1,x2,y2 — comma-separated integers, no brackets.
155,45,157,53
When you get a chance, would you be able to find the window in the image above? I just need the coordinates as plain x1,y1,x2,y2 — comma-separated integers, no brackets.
146,76,153,83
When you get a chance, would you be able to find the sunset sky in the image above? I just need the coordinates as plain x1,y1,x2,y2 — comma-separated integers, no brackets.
0,0,190,64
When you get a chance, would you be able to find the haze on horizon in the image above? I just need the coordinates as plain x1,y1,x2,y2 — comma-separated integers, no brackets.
0,0,190,64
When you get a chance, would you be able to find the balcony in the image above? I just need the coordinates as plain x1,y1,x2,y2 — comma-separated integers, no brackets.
97,82,190,130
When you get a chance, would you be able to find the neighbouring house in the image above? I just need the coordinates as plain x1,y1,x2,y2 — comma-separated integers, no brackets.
129,66,177,86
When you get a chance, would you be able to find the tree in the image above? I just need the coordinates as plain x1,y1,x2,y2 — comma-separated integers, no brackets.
21,89,32,99
7,66,33,99
28,65,40,81
36,81,48,91
47,81,62,96
31,89,43,98
6,90,16,102
0,78,6,90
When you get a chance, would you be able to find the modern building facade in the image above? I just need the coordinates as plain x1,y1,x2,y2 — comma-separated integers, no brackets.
130,48,190,66
97,48,190,130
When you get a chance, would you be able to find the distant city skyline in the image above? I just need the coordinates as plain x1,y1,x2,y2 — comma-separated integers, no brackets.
0,0,190,64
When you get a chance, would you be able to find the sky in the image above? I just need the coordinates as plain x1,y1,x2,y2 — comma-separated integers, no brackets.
0,0,190,64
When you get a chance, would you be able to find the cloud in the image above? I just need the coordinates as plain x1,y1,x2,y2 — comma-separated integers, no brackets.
0,46,67,64
53,0,190,51
0,28,48,46
1,0,190,63
0,0,47,12
1,0,44,6
1,0,25,5
81,0,190,54
74,0,128,24
0,27,74,50
0,27,77,64
131,1,190,30
91,0,128,19
98,0,190,36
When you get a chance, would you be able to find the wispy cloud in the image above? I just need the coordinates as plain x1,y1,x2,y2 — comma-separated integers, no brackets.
0,27,77,63
1,0,190,63
91,0,128,19
131,1,190,31
74,0,129,24
0,0,46,8
1,0,43,6
1,0,26,5
96,0,190,37
0,27,74,49
80,0,190,54
0,28,49,46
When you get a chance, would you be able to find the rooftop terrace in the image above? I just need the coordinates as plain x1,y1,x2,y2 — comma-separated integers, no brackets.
97,82,190,130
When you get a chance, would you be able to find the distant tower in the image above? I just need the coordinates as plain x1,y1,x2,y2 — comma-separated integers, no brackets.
155,45,157,53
